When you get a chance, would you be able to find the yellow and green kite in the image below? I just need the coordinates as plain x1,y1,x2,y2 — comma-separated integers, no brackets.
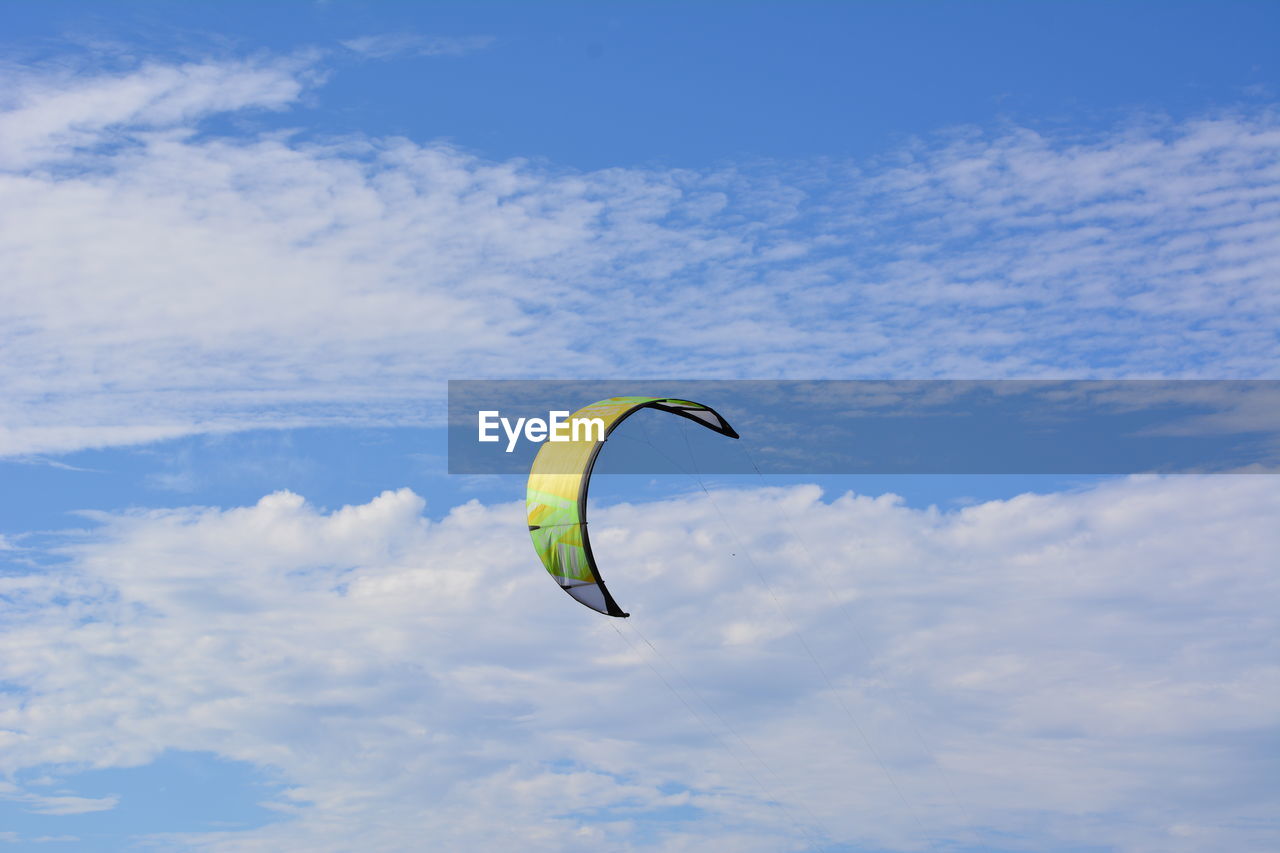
526,396,739,617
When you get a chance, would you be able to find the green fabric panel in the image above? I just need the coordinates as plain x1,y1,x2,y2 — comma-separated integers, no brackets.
529,523,595,584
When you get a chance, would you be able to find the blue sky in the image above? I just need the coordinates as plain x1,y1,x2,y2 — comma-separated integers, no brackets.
1,2,1278,851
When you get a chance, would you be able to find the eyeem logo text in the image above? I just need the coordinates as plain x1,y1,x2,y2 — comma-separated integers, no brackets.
478,411,607,452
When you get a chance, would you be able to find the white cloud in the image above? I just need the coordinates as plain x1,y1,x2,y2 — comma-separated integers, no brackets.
0,58,310,169
1,54,1277,456
21,795,119,816
0,779,118,816
340,34,495,59
1,476,1276,851
0,834,81,845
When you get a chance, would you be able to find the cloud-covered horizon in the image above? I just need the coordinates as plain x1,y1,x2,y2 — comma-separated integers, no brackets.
3,51,1278,456
1,476,1277,851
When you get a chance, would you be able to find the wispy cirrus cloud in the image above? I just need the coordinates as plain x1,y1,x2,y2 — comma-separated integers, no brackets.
340,33,495,59
0,779,118,817
0,476,1277,851
18,795,118,817
0,57,312,169
0,833,80,844
1,53,1277,456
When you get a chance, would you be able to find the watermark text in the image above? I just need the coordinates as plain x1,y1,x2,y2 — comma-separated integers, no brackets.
477,410,607,452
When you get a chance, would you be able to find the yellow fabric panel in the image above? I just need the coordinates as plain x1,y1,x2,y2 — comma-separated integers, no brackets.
525,398,645,527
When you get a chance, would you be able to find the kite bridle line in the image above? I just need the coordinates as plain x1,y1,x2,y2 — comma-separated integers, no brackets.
669,421,943,853
733,438,985,850
600,414,939,849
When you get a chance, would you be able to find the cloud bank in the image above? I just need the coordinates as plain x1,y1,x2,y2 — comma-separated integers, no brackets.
1,476,1276,851
2,54,1278,455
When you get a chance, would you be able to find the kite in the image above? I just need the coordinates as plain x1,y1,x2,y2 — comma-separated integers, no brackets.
526,396,739,616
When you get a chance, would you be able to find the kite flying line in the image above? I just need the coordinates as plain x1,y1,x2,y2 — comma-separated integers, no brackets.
523,396,946,851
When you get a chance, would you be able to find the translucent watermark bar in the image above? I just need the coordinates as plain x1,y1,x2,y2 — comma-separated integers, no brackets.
448,380,1280,475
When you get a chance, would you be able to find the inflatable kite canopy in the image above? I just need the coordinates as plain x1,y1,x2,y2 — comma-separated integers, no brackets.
526,396,739,617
